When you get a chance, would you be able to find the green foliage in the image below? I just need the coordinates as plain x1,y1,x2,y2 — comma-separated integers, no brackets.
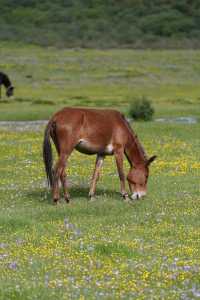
140,10,195,37
128,96,155,121
0,0,200,47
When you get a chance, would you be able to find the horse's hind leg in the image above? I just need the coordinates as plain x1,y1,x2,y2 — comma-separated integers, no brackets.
52,154,66,204
52,137,75,204
51,121,81,204
53,148,75,204
60,168,70,203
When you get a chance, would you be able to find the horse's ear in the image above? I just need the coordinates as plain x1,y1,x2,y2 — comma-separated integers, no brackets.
147,155,157,166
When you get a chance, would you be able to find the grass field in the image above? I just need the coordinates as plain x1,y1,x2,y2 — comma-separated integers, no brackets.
0,44,200,299
0,42,200,121
0,122,200,299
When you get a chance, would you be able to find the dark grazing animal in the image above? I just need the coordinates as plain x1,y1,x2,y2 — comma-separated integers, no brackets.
43,107,156,204
0,72,14,98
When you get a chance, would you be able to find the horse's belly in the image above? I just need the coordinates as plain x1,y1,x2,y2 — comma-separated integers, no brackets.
75,141,98,155
75,140,113,155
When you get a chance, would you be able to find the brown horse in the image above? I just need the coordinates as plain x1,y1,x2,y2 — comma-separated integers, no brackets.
43,107,156,204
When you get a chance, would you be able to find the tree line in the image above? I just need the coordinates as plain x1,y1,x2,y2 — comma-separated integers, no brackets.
0,0,200,48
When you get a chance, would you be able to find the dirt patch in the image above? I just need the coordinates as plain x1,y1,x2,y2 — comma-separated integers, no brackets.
0,120,48,131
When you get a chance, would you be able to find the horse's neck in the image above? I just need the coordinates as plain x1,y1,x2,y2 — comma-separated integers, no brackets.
125,132,147,167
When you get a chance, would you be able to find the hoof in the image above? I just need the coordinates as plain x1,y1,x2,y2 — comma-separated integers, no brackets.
53,199,59,205
65,197,70,204
122,193,130,202
88,195,96,202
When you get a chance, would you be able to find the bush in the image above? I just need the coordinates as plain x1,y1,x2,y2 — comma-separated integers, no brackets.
128,96,154,121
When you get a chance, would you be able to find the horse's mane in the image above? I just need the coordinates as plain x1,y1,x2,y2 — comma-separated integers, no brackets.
122,114,148,161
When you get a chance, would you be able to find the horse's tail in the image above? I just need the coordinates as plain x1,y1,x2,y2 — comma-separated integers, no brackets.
43,121,54,188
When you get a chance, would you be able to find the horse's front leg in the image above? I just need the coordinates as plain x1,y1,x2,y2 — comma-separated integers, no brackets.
89,155,104,200
114,149,129,202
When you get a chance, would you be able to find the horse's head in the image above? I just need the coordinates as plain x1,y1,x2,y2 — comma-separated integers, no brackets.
6,86,14,97
127,155,156,200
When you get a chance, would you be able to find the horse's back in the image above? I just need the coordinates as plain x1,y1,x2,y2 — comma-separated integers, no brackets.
52,107,124,131
50,107,129,151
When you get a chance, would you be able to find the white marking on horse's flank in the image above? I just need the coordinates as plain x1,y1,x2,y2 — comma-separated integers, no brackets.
106,144,113,153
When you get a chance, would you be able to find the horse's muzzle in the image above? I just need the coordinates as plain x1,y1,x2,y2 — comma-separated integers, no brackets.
131,191,146,200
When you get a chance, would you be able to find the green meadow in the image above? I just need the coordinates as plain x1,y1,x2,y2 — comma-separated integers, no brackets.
0,43,200,299
1,42,200,120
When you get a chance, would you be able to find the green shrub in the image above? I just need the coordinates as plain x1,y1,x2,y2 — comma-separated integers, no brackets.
128,96,154,121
